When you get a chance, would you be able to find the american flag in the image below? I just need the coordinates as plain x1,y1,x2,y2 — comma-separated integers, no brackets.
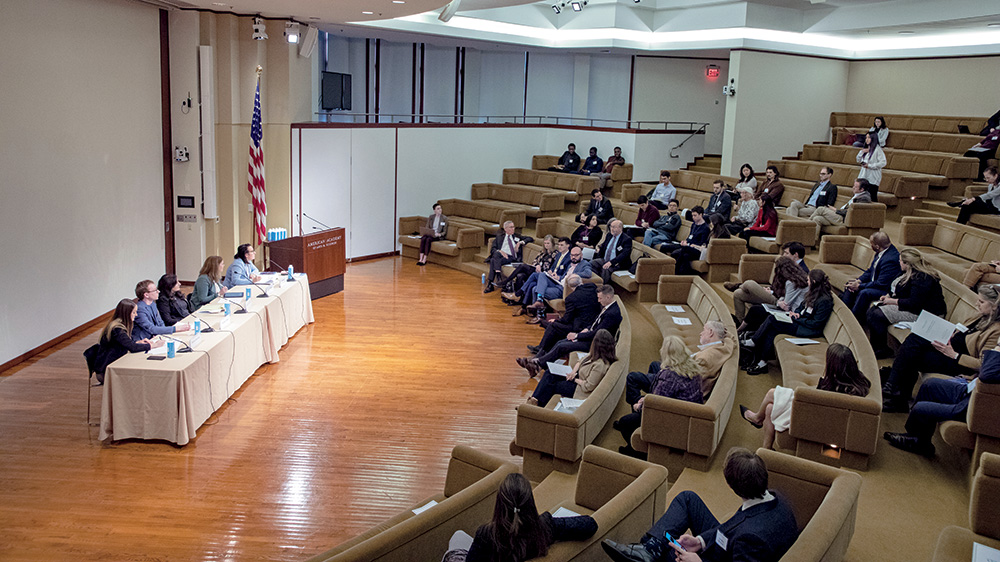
248,75,267,246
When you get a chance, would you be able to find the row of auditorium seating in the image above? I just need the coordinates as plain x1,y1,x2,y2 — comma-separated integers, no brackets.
529,154,635,197
829,112,987,136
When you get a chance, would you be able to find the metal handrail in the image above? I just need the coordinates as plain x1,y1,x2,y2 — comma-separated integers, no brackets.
312,112,708,132
669,123,709,158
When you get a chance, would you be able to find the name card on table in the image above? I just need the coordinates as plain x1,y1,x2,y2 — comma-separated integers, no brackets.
220,316,232,330
188,334,202,349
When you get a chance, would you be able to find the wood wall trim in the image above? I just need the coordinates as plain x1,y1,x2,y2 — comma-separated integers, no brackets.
159,9,176,275
0,311,113,375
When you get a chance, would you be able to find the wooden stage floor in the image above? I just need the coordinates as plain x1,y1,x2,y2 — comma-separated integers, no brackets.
0,258,543,561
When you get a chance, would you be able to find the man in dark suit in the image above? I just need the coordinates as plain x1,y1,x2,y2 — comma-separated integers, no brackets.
484,220,525,293
786,166,838,218
578,189,614,225
705,179,733,221
781,241,809,274
518,285,621,376
528,274,600,355
590,220,633,283
602,447,799,562
840,231,901,320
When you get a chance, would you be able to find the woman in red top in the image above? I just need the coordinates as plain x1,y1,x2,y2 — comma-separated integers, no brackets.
738,194,778,243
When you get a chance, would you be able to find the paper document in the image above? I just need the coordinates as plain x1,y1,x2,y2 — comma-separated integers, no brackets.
147,345,168,355
554,397,586,413
672,317,692,326
761,237,777,241
665,305,684,312
612,270,634,278
909,310,955,344
762,304,793,323
552,507,582,518
581,248,596,260
785,338,820,345
973,542,1000,562
546,362,574,377
893,322,913,330
412,500,438,515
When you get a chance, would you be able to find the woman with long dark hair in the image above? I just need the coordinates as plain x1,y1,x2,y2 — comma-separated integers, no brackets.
738,194,778,243
865,248,946,358
526,329,617,407
853,116,889,147
499,235,557,303
743,269,835,375
571,214,603,249
734,163,757,193
855,131,886,202
90,299,154,383
740,343,870,449
443,473,597,562
156,274,191,327
736,256,809,335
224,243,262,287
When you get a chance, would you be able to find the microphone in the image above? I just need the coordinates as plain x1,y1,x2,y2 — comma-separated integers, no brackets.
250,279,273,299
301,212,332,230
222,296,248,314
162,334,193,353
191,314,215,332
267,262,297,282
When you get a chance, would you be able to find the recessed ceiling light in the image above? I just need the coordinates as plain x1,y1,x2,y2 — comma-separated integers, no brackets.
988,23,1000,28
362,11,373,14
393,1,405,3
897,30,915,34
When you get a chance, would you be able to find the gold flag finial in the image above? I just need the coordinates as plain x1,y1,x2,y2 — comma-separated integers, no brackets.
255,65,263,76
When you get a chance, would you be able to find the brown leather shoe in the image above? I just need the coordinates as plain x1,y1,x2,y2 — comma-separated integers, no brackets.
512,307,526,317
526,316,541,324
526,397,539,406
501,292,518,301
723,281,741,291
526,301,544,310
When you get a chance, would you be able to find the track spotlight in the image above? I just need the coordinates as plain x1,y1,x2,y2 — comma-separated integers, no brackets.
570,1,587,12
284,22,300,43
633,0,640,3
252,16,268,40
552,4,561,13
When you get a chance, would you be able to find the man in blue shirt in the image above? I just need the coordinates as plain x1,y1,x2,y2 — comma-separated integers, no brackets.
646,170,676,210
786,167,838,218
133,279,190,342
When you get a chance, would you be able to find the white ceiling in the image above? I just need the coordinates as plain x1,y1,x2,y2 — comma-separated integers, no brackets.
158,0,1000,59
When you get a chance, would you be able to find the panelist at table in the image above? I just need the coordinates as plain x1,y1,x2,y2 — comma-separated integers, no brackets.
189,255,228,310
225,243,262,287
134,279,190,341
156,274,191,327
87,299,153,384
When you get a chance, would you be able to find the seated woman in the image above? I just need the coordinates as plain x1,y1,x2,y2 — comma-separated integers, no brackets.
134,279,190,341
443,472,598,562
614,335,702,458
736,256,808,336
963,130,1000,181
737,194,778,243
741,343,870,449
954,166,1000,225
885,344,1000,457
571,214,603,249
499,235,556,303
726,186,759,235
866,249,946,358
189,256,227,310
90,299,154,384
852,116,889,147
734,163,758,194
882,285,1000,412
224,243,262,287
743,269,834,376
526,329,616,407
417,202,449,266
672,213,730,276
156,274,191,327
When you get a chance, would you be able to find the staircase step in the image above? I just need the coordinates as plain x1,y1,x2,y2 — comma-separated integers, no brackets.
913,208,957,220
688,165,721,174
920,200,960,219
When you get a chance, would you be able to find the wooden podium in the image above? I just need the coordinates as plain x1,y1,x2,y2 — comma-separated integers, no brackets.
265,228,345,299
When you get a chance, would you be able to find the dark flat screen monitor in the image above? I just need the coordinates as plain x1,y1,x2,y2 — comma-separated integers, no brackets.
321,71,352,111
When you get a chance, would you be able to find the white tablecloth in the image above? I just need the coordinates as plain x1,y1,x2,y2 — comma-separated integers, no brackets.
99,273,315,445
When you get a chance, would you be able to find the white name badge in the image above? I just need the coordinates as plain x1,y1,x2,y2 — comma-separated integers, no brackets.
715,530,729,551
220,316,232,330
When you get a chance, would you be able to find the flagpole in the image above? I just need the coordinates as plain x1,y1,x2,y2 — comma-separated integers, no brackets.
252,65,262,254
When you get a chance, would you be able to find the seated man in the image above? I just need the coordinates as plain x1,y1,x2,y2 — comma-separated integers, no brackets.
840,231,900,320
625,320,734,407
484,221,525,293
704,179,733,221
577,189,614,224
657,206,708,257
786,166,838,218
642,199,681,249
723,241,807,293
602,447,799,562
576,146,603,176
548,142,581,173
527,274,600,355
646,170,676,210
885,345,1000,457
594,146,626,188
954,166,1000,225
517,237,571,304
624,195,660,240
808,178,872,228
524,247,592,319
754,165,785,205
590,220,633,283
517,284,621,376
133,279,190,341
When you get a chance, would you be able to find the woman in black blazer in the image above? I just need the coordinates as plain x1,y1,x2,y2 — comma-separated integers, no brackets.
90,299,153,383
866,249,946,358
571,214,603,249
417,202,449,265
157,273,191,326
